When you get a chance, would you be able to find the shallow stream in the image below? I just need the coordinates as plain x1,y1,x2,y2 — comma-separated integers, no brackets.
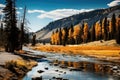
23,47,119,80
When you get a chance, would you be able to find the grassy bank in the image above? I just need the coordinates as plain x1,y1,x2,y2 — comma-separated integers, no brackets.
32,40,120,62
5,59,37,79
0,51,37,80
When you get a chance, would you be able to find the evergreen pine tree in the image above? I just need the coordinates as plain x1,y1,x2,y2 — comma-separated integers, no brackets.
116,15,120,44
0,23,3,46
111,13,116,39
58,28,62,45
62,27,68,46
32,34,36,46
0,23,3,35
116,24,120,44
91,24,95,41
102,17,108,41
3,0,19,52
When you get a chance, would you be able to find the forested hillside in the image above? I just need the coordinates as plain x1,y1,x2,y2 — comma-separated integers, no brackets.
36,5,120,42
50,14,120,45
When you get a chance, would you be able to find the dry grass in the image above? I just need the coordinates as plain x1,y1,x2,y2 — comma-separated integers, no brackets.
33,45,120,54
32,40,120,61
5,59,37,76
6,59,37,69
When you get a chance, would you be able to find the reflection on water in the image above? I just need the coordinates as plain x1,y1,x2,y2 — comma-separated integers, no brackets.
23,59,119,80
54,60,113,74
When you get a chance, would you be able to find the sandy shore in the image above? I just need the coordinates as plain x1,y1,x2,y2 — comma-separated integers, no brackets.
0,52,22,65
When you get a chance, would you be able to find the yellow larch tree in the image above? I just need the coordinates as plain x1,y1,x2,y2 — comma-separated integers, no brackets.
95,22,102,40
83,22,89,43
73,24,82,44
68,25,74,44
50,32,55,45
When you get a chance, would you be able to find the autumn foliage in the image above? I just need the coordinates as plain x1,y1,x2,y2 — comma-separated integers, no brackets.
50,14,120,45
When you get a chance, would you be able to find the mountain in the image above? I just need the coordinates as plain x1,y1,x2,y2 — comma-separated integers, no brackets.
36,5,120,42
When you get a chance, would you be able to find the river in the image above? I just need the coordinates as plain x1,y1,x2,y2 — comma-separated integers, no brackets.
23,47,119,80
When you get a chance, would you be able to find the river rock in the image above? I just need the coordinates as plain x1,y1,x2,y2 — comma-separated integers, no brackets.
37,70,44,73
55,70,59,72
54,63,59,66
45,67,48,70
113,66,118,70
52,76,56,79
64,72,66,74
56,77,63,80
32,76,42,80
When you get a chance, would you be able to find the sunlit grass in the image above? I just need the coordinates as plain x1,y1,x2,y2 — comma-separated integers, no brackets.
31,40,120,60
5,59,37,75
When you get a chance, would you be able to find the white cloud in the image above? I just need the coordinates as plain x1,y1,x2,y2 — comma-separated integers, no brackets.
0,4,5,8
28,9,94,20
28,10,46,13
107,0,120,7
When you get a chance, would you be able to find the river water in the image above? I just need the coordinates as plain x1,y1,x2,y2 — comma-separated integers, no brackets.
23,47,119,80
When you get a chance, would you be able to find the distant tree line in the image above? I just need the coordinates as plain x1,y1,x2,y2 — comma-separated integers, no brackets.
50,14,120,45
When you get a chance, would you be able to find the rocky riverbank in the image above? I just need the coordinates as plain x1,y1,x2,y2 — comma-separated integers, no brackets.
0,51,38,80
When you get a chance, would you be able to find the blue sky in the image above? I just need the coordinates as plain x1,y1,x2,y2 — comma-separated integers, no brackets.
0,0,120,32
